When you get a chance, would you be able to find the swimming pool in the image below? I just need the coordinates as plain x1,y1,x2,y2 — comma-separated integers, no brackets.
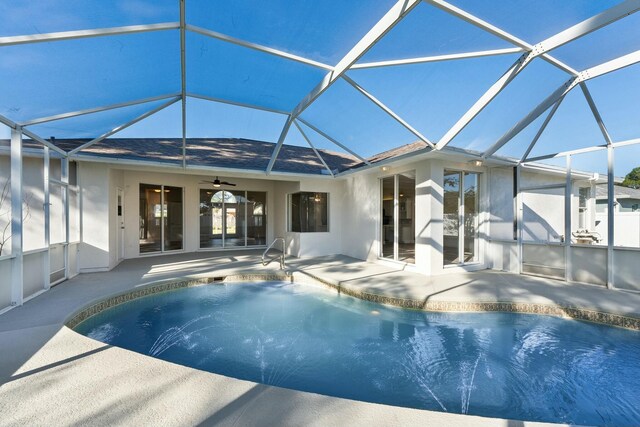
74,281,640,425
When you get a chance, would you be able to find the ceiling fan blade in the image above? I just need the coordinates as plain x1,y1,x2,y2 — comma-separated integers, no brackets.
221,182,236,186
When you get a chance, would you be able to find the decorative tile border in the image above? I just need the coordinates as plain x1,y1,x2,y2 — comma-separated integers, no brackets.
66,271,640,331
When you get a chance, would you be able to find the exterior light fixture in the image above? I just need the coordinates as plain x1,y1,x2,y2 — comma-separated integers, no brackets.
381,166,389,171
473,160,483,167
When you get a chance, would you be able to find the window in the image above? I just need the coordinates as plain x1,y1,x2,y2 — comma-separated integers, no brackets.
578,187,590,229
289,192,328,232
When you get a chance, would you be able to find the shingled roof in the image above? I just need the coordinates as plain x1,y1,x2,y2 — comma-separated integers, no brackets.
3,137,432,175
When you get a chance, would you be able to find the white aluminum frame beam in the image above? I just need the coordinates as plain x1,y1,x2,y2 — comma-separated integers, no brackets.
296,118,370,164
523,137,640,163
536,0,640,54
341,75,435,148
19,93,181,126
607,145,615,289
293,120,334,177
1,114,66,156
43,147,51,291
180,0,188,169
564,155,572,282
10,128,23,307
290,0,422,121
0,23,180,47
186,25,333,70
488,49,640,158
519,96,565,162
350,47,522,69
268,0,420,172
266,116,294,174
579,82,613,144
433,0,639,150
68,96,180,155
186,93,289,116
423,0,577,75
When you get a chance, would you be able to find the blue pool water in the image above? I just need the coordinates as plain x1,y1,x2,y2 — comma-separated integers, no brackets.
75,281,640,425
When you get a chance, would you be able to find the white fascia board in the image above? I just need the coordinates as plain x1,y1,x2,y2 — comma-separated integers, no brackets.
290,0,422,120
341,75,435,148
68,97,180,155
186,25,333,70
350,47,522,69
19,93,181,126
0,23,180,46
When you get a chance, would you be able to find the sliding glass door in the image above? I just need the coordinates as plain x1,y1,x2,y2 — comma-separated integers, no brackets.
381,172,415,264
139,184,183,254
443,170,479,266
200,190,267,248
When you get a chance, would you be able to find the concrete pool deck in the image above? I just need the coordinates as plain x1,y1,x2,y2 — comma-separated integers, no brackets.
1,251,639,426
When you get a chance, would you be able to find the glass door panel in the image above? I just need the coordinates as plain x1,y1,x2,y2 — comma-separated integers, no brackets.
200,189,267,248
464,172,479,263
398,172,415,263
443,171,460,265
200,189,223,248
164,186,183,251
139,184,162,253
381,176,395,259
247,191,267,246
224,190,246,247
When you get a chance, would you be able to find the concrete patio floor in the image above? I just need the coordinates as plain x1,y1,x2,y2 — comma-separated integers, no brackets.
1,250,639,426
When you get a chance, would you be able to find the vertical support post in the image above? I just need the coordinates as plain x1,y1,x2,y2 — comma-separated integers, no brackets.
515,165,523,275
61,157,69,281
564,155,572,283
607,145,614,289
179,0,187,169
10,127,23,306
458,171,465,264
43,146,51,290
393,175,399,261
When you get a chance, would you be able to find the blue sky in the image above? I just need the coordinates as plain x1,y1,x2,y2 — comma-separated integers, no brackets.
1,0,639,176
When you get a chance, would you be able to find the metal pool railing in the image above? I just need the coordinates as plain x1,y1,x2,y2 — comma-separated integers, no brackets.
262,237,285,270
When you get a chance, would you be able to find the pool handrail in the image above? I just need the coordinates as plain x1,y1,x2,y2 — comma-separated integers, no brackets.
262,237,285,269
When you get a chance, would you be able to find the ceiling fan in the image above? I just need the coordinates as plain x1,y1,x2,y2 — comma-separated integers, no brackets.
201,176,236,188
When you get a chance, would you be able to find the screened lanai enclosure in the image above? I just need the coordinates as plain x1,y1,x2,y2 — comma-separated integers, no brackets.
2,0,640,313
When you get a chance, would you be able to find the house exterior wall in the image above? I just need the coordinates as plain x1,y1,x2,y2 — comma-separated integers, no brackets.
78,162,111,272
121,169,279,258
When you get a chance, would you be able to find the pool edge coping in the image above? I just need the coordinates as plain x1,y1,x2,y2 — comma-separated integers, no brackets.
65,270,640,331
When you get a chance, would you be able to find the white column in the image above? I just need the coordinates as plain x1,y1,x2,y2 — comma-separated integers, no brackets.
565,155,572,282
607,146,614,289
10,128,23,306
43,147,51,290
